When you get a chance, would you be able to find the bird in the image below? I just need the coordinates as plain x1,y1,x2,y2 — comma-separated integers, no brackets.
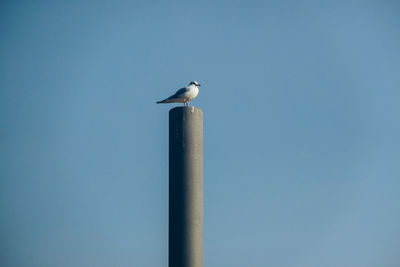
156,81,201,106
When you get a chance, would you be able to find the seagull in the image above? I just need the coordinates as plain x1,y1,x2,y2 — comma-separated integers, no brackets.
156,81,201,106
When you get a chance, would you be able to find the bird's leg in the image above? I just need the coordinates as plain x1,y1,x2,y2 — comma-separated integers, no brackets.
184,101,187,106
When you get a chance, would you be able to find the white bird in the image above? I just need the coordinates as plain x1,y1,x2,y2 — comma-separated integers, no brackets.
156,81,201,106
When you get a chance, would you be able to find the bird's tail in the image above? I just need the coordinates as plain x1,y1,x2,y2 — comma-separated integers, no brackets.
156,98,175,104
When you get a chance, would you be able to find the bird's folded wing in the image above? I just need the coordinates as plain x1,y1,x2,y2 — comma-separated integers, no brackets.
174,87,190,97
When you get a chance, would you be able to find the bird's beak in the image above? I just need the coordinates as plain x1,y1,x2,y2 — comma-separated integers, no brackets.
198,84,201,86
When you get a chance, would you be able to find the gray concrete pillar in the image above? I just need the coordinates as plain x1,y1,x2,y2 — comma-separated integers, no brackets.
169,106,203,267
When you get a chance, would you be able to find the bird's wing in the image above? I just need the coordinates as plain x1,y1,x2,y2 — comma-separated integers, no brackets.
173,87,190,98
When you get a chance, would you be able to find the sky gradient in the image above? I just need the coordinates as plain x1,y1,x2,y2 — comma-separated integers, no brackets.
1,1,400,266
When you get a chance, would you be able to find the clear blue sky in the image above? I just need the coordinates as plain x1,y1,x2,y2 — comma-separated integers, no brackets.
1,1,399,266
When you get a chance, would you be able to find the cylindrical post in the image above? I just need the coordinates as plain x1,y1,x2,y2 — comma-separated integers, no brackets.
169,106,203,267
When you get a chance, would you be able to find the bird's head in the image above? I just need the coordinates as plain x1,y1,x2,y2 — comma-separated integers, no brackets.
189,81,201,87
